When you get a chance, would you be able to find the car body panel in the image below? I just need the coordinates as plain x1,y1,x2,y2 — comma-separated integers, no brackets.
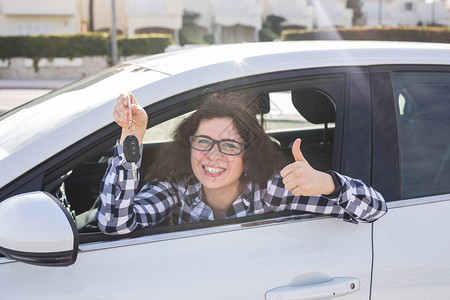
2,41,450,188
372,196,450,299
1,216,372,300
1,41,450,299
132,41,450,77
0,67,169,189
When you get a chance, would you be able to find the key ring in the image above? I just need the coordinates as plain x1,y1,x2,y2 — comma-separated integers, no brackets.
125,92,136,135
128,120,136,135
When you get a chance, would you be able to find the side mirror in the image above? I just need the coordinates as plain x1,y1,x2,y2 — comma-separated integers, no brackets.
0,191,79,266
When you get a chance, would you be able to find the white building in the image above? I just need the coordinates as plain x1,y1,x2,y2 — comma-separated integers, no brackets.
81,0,183,41
183,0,263,44
264,0,315,30
314,0,353,28
0,0,449,43
0,0,80,36
417,0,450,26
362,0,450,27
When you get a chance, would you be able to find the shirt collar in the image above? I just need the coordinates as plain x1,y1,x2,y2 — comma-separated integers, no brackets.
183,177,255,218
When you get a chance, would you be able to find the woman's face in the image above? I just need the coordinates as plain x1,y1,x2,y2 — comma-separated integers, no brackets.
191,117,245,194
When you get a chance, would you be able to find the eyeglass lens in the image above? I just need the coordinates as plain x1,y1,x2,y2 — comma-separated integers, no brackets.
190,136,243,155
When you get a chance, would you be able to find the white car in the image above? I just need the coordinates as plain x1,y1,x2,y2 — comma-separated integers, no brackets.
1,41,450,300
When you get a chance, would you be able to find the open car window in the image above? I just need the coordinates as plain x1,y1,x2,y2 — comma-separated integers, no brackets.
41,71,345,242
265,91,326,132
143,111,195,144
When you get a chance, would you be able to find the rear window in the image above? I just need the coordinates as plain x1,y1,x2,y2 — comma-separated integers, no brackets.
393,72,450,198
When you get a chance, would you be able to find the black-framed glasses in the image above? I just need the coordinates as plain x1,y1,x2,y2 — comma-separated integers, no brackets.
189,135,246,156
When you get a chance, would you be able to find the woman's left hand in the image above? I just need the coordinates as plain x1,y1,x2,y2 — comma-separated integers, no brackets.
280,138,335,196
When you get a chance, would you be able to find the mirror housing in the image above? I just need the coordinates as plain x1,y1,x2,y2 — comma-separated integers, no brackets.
0,191,79,266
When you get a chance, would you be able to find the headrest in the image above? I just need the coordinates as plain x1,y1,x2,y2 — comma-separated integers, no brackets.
291,89,336,124
257,92,270,114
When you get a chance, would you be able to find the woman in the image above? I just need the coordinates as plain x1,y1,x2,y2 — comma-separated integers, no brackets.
97,91,387,235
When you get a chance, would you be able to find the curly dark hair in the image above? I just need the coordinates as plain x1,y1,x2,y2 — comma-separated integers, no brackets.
147,91,290,186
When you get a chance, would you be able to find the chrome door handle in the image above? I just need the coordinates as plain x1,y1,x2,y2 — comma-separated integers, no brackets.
266,277,360,300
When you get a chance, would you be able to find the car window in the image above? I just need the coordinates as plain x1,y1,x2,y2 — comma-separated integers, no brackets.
265,91,330,132
0,64,167,160
393,72,450,199
143,91,330,143
265,89,337,171
143,111,194,143
44,76,343,237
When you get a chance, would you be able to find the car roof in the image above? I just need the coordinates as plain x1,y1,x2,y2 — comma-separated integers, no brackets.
130,40,450,76
1,40,450,189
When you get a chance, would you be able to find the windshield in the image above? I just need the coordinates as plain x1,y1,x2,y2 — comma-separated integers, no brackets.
0,64,167,160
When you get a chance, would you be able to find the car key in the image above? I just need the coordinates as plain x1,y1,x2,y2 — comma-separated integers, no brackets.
123,135,140,181
122,93,140,181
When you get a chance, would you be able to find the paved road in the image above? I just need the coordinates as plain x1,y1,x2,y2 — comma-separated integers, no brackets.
0,89,51,114
0,79,75,114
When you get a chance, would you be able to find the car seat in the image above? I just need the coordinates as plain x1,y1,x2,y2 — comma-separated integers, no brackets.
291,89,336,171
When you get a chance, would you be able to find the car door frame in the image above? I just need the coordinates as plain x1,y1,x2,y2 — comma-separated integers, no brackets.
1,65,374,238
370,64,450,201
370,64,450,299
1,66,372,204
1,66,376,300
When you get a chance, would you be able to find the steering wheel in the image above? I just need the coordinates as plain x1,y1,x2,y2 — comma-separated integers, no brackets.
54,171,76,221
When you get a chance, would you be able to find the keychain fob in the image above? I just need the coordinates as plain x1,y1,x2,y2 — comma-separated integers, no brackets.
123,135,140,163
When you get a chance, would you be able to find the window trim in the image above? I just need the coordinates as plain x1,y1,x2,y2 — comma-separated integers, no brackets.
78,210,322,246
340,68,372,183
370,64,450,202
1,66,365,245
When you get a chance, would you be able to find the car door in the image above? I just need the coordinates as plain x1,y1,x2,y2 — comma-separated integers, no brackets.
0,67,375,300
370,65,450,299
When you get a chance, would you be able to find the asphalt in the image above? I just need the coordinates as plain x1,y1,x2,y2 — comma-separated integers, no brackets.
0,79,77,114
0,79,76,89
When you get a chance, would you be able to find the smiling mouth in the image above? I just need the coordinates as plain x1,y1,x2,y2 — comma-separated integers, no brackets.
203,166,226,175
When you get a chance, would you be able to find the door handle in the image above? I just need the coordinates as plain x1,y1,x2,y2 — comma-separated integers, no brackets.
266,277,360,300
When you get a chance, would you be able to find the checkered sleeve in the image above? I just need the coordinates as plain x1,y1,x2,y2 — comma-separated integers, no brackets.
96,142,179,235
264,172,387,224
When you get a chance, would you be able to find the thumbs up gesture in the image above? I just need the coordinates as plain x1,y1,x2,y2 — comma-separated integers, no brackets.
280,138,335,196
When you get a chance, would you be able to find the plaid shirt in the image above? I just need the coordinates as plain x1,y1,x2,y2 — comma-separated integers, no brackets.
97,143,387,235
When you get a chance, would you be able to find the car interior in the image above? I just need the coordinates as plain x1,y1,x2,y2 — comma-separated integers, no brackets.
43,84,339,240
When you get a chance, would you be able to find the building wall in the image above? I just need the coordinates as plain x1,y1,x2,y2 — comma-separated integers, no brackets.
266,0,314,30
362,0,450,27
0,15,79,35
0,57,106,79
0,0,449,40
211,0,262,43
183,0,213,34
314,0,353,28
418,0,450,26
0,0,79,35
126,0,183,37
85,0,128,33
0,55,144,79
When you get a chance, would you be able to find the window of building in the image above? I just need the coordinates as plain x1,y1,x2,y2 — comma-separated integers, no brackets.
405,2,413,11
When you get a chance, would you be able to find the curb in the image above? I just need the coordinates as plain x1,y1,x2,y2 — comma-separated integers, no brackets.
0,79,77,89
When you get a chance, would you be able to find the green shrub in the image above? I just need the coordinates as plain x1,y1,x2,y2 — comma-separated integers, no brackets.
118,34,171,56
0,33,171,68
178,11,212,45
179,26,208,45
259,27,280,42
282,26,450,43
259,15,285,42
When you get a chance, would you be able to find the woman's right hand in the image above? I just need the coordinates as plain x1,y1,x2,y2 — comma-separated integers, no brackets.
113,92,148,145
